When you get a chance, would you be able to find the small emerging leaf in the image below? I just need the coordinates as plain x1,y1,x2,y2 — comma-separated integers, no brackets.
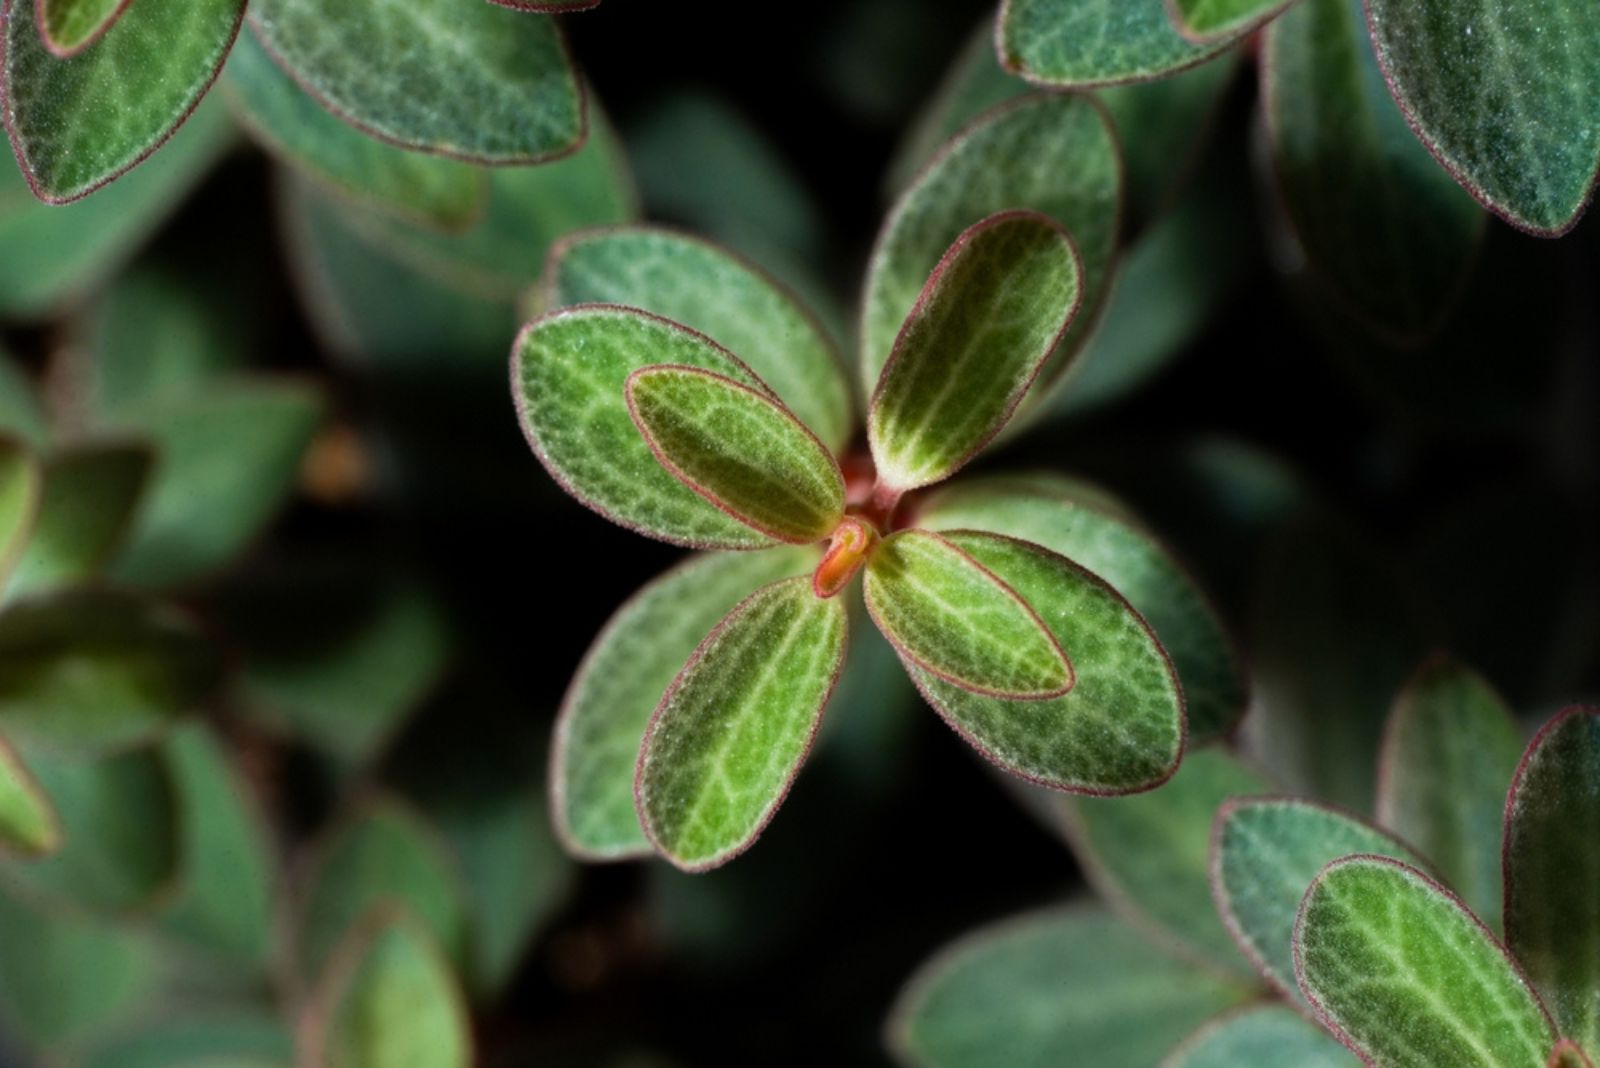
1505,707,1600,1056
1167,0,1292,42
0,439,41,591
0,734,60,858
1296,856,1555,1067
868,211,1080,492
998,0,1234,87
905,532,1183,793
636,576,846,871
553,548,813,860
1375,657,1522,931
1213,797,1423,1002
1164,1004,1360,1067
36,0,128,56
4,443,151,601
865,529,1071,699
627,367,844,544
889,906,1254,1068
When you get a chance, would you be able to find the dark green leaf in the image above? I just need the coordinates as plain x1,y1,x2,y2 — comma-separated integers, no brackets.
0,358,47,444
0,734,59,858
636,576,846,871
1165,1004,1361,1067
79,1012,294,1068
0,438,40,591
1296,855,1555,1067
4,442,150,600
998,0,1234,86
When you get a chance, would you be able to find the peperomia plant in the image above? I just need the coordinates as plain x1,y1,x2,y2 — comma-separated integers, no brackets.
891,657,1600,1068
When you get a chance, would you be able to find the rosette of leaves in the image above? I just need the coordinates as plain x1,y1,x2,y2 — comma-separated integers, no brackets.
890,656,1600,1068
521,90,1246,874
2,0,593,205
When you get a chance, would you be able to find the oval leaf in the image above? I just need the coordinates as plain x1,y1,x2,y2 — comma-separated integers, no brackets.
36,0,128,56
513,305,784,549
1296,855,1555,1067
1505,707,1600,1056
904,531,1183,793
864,529,1072,699
1165,1004,1361,1067
627,366,845,544
552,548,813,860
889,906,1254,1068
1062,748,1272,980
1375,657,1522,932
862,93,1120,397
4,442,151,601
542,227,853,452
635,575,847,871
1264,0,1485,343
998,0,1235,87
1365,0,1600,235
222,25,485,230
1167,0,1293,42
0,439,41,591
1213,797,1426,1003
249,0,582,164
918,474,1246,744
868,211,1080,492
0,733,59,858
3,0,245,202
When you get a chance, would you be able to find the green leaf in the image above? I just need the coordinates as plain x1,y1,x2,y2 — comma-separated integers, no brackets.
541,227,852,452
0,590,221,753
1549,1041,1596,1068
36,0,128,56
79,1012,294,1068
513,305,784,549
1263,0,1485,344
308,905,472,1068
0,357,47,444
155,723,274,965
1375,657,1522,932
1061,748,1272,980
1168,0,1294,42
222,25,485,230
4,442,151,600
0,734,59,857
0,438,41,591
918,474,1246,744
553,548,813,860
299,799,467,979
1365,0,1600,235
636,575,846,871
868,212,1080,492
3,0,244,201
997,0,1235,87
249,0,581,164
1213,796,1425,1002
903,531,1183,793
1165,1004,1361,1067
889,906,1255,1068
107,378,324,588
0,94,233,318
1505,706,1600,1056
1296,855,1556,1068
862,93,1119,397
865,529,1072,699
627,367,844,545
2,742,179,915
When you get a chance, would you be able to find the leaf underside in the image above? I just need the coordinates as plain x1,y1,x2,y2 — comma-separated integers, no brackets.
1165,1004,1360,1067
998,0,1235,87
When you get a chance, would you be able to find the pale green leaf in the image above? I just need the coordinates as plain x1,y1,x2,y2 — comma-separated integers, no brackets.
249,0,581,163
0,733,59,858
1164,1004,1361,1067
1376,658,1522,932
865,529,1071,699
513,305,782,549
998,0,1234,86
1366,0,1600,235
4,443,151,601
1168,0,1294,42
1062,748,1272,979
0,438,41,592
222,26,485,229
905,531,1183,793
1264,0,1485,343
918,474,1246,744
627,367,844,545
1505,707,1600,1055
868,211,1080,492
863,93,1119,396
541,227,852,452
636,575,846,871
889,906,1254,1068
37,0,129,56
1214,797,1425,1001
3,0,244,201
553,548,813,860
0,590,221,753
309,906,471,1068
1296,855,1555,1068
